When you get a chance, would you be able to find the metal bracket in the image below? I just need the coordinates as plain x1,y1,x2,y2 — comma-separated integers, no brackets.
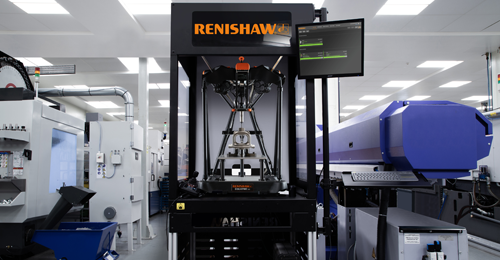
130,195,134,200
130,178,134,183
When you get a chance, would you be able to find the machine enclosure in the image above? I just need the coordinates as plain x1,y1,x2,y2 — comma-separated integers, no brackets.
355,208,468,260
89,121,143,225
317,101,493,179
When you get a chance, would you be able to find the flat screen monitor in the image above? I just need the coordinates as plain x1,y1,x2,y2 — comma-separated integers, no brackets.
49,129,77,193
296,18,364,79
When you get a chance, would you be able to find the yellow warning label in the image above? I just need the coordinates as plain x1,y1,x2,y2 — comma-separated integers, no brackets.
176,203,185,210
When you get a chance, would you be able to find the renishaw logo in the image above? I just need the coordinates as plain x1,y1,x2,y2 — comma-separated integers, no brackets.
194,23,289,35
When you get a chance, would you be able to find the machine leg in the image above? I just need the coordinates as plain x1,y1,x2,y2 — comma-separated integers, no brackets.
172,232,178,260
168,231,173,260
308,232,313,260
260,159,264,181
312,231,317,260
127,222,133,252
137,219,142,245
220,160,225,181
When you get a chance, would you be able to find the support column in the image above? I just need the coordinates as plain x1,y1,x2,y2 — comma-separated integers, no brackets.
139,57,155,239
491,49,500,109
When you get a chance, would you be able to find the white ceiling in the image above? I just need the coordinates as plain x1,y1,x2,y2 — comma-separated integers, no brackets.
1,0,499,129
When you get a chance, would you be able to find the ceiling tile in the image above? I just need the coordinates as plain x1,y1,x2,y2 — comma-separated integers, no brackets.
401,15,461,32
82,58,128,72
467,0,500,15
366,16,415,32
441,15,500,32
482,20,500,32
134,15,171,32
0,1,25,14
420,0,484,15
155,58,170,71
0,13,50,31
31,14,89,32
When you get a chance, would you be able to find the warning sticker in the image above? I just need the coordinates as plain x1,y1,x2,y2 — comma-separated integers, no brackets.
404,233,420,244
231,184,254,192
176,203,185,210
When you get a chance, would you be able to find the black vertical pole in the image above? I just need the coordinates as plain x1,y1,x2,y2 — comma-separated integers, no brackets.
169,55,179,200
305,79,316,199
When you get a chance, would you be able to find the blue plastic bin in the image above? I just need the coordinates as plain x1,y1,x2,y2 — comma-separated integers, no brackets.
32,222,118,260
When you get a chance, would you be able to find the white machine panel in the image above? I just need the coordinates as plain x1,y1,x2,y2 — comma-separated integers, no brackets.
0,100,84,223
89,121,143,224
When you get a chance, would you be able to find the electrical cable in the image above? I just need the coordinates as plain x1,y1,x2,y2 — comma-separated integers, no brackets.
438,194,447,220
347,243,354,260
472,179,500,208
105,165,116,179
353,242,357,260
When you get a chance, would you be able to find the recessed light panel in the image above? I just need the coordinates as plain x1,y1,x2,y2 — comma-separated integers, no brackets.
107,112,125,116
296,105,306,109
86,101,119,109
157,83,170,89
439,81,471,88
119,0,171,15
343,106,367,110
417,61,462,69
118,58,139,72
147,84,159,90
382,81,418,88
359,95,388,101
16,57,52,66
462,96,489,101
376,0,433,15
407,95,430,101
10,0,70,14
158,100,170,107
339,113,351,117
296,113,303,116
178,113,189,116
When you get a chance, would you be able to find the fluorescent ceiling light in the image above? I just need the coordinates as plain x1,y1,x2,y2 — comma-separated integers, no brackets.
339,113,351,117
147,84,159,90
272,0,324,9
86,101,119,109
296,105,306,109
462,96,489,101
107,112,125,116
382,81,418,88
296,113,303,116
148,58,162,73
417,61,462,69
376,0,433,15
148,127,153,129
181,80,190,88
178,62,182,68
157,83,170,89
134,120,138,124
343,105,366,110
178,113,189,116
158,100,170,107
407,95,430,101
118,57,139,72
439,81,471,88
359,95,388,101
10,0,70,14
119,0,171,15
16,57,52,66
301,96,306,100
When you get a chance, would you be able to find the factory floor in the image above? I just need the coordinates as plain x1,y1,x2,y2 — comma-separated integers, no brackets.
25,212,500,260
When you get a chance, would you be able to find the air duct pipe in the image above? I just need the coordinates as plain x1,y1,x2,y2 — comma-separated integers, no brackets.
38,87,134,121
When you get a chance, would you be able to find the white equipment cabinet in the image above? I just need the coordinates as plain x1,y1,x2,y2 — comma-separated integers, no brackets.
147,130,162,216
0,100,84,254
89,121,143,252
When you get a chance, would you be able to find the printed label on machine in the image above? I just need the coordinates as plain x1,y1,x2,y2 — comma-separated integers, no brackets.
404,233,420,244
13,151,23,176
231,184,254,191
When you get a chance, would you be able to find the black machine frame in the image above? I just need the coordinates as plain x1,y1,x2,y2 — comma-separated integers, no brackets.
168,3,323,259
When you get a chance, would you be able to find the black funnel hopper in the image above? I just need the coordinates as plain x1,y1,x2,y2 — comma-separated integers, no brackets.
39,186,96,230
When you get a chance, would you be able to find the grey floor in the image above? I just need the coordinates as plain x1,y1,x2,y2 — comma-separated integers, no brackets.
25,213,500,259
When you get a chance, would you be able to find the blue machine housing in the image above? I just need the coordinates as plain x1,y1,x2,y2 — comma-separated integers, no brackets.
316,101,493,179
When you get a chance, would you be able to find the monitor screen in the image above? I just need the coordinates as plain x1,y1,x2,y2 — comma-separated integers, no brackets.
296,18,364,79
49,129,77,193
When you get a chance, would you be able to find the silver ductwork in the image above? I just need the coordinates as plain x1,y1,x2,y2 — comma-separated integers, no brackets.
38,87,134,122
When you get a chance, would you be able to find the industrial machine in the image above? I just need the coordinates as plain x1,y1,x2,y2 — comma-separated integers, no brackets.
0,54,89,256
148,129,162,215
197,56,288,194
88,121,144,252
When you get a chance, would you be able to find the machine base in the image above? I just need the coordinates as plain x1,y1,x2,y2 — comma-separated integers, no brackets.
198,175,287,194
